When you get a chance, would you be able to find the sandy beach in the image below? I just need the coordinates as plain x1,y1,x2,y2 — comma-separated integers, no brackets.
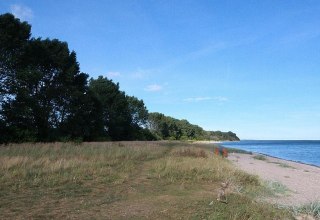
228,153,320,206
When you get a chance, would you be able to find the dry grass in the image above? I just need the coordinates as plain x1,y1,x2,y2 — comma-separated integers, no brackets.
171,147,208,158
0,141,293,219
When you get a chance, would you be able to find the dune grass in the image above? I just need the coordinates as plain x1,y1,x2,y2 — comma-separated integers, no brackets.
253,154,268,161
0,141,294,219
293,201,320,219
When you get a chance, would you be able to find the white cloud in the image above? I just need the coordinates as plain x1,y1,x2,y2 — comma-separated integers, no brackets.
130,68,155,80
183,96,228,102
10,4,33,21
213,96,228,102
145,84,162,92
184,97,212,102
131,71,145,79
106,71,121,78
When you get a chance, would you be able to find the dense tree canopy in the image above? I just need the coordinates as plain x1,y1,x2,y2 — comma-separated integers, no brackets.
89,76,132,140
147,112,239,141
0,13,239,143
0,13,89,142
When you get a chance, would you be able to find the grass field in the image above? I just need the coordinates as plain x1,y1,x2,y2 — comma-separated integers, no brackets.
0,141,294,219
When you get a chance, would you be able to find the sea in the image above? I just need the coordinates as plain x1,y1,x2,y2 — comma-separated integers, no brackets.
221,140,320,167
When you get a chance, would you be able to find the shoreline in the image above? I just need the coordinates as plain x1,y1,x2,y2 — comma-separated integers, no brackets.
218,140,320,168
217,141,320,168
228,152,320,206
257,152,320,169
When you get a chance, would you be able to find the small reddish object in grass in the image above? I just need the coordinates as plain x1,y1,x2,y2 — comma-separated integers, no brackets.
222,148,228,158
214,148,220,156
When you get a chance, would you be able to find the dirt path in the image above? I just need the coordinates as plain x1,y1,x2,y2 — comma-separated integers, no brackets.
228,153,320,206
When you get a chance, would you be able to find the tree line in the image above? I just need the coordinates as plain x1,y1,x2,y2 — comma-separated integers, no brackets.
147,112,239,141
0,13,239,143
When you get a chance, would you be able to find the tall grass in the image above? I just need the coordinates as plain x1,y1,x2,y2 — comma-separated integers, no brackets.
0,141,293,219
0,142,167,188
0,142,169,218
151,147,260,186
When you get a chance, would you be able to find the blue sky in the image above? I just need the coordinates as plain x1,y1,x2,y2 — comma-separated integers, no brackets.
1,0,320,139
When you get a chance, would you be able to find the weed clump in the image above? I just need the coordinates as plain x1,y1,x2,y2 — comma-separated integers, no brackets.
292,201,320,219
253,155,267,161
263,180,290,196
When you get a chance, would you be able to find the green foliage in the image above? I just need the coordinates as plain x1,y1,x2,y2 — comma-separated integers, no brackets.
148,112,207,140
0,13,89,142
262,180,290,196
89,76,132,140
147,112,240,141
0,13,238,143
0,13,156,142
127,95,148,128
206,130,240,141
225,147,252,154
253,155,267,161
293,201,320,219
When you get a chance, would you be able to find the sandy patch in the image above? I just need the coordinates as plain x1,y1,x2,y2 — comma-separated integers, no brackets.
228,153,320,206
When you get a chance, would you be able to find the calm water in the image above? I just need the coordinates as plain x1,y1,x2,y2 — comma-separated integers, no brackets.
221,140,320,167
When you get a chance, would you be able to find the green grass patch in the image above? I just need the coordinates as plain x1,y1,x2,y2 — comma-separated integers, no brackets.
268,161,296,169
226,147,252,154
292,201,320,219
278,163,295,169
261,180,290,197
253,155,267,161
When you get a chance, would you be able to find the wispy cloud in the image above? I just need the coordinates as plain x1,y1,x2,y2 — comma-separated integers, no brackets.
106,71,121,78
131,70,147,79
183,96,228,102
10,4,33,21
145,84,163,92
214,96,228,102
184,97,212,102
147,37,256,75
126,37,252,83
130,68,160,80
